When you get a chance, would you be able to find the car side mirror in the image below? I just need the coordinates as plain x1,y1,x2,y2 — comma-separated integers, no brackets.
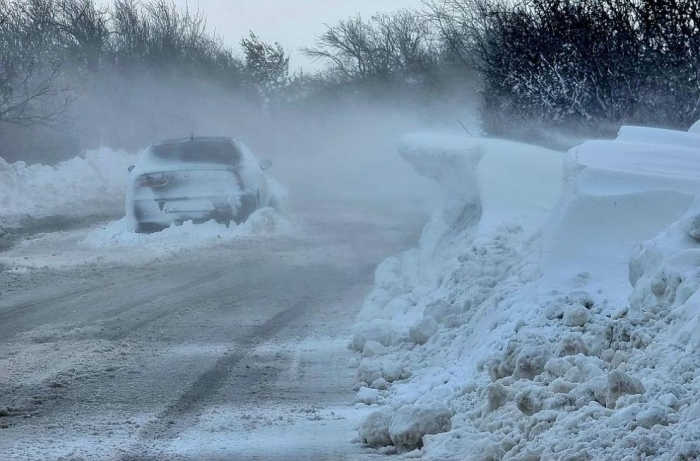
259,159,272,171
128,165,135,173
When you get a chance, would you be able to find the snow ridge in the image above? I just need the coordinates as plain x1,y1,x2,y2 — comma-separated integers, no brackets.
0,148,135,229
351,129,700,460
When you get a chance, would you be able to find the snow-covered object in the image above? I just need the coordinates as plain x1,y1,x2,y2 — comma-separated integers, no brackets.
422,429,504,461
628,204,700,353
352,129,700,459
355,357,407,387
357,402,453,452
124,138,274,232
388,402,452,451
357,407,393,448
351,319,396,351
354,387,380,405
408,316,439,345
0,148,135,229
361,340,388,358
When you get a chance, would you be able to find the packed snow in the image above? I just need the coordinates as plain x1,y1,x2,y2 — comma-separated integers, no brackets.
81,208,288,250
350,127,700,459
0,148,136,229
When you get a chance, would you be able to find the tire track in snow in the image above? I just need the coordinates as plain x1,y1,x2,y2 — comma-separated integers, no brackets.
0,269,227,341
0,284,106,319
0,273,146,340
119,297,312,460
98,270,231,342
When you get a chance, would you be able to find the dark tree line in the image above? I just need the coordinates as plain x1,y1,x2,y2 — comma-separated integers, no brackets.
302,9,476,113
0,0,71,126
2,0,700,161
0,0,294,161
472,0,700,143
302,0,700,145
0,0,254,120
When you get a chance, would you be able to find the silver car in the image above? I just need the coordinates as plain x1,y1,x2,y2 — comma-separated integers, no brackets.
125,136,272,233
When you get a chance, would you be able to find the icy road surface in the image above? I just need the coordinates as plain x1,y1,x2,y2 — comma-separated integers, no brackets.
0,203,423,460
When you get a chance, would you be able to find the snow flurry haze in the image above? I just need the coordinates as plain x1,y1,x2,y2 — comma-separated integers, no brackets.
4,121,700,459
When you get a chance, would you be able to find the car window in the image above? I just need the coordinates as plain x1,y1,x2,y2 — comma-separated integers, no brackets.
151,141,241,165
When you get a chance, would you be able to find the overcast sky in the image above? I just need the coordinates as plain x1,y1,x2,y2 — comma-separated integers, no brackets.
99,1,426,71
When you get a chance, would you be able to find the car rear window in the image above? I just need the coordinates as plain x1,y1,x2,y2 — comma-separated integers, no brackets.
152,141,241,164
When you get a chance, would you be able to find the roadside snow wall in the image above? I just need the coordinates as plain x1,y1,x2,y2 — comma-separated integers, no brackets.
351,128,700,460
0,148,135,229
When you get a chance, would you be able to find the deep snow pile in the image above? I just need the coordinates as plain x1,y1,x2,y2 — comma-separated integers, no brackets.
0,148,135,229
350,129,700,460
80,207,289,251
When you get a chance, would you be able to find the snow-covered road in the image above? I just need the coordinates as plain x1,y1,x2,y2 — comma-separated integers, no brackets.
0,203,424,460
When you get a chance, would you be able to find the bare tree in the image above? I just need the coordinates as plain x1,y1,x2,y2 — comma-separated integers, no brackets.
110,0,150,65
303,10,438,88
241,32,289,105
0,0,71,127
303,15,374,80
53,0,110,72
424,0,493,68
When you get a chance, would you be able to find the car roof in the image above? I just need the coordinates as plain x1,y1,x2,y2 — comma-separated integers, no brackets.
153,136,235,147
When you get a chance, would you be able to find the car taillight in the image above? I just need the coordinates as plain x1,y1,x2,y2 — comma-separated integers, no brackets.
136,173,169,188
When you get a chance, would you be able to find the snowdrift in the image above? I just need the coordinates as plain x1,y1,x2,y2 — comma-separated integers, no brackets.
0,148,135,229
351,128,700,459
80,207,288,251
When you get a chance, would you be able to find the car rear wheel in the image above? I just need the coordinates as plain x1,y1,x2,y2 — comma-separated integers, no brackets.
134,222,165,234
234,193,258,225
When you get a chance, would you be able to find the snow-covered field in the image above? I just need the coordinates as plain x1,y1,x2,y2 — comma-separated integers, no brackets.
349,127,700,459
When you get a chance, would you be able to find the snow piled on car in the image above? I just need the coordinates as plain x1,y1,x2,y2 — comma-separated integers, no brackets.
0,148,136,229
350,127,700,460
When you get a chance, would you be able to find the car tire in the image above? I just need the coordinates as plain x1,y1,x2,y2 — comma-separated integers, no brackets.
134,222,165,234
234,194,257,225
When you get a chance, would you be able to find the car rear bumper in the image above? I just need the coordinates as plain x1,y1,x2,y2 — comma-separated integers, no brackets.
129,193,257,230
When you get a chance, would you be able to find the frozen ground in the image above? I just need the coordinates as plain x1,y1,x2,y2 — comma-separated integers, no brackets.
348,127,700,459
0,144,434,459
0,201,426,460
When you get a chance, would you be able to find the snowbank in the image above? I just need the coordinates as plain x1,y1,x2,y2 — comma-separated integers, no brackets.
0,207,291,272
80,207,289,252
542,125,700,301
0,148,135,229
350,128,700,460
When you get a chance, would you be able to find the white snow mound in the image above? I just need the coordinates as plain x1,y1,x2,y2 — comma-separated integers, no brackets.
80,207,289,252
0,148,135,228
351,128,700,460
